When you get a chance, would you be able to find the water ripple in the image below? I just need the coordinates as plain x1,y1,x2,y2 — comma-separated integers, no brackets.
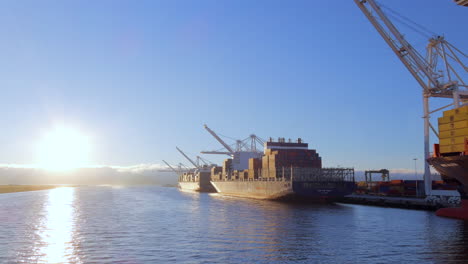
1,186,468,263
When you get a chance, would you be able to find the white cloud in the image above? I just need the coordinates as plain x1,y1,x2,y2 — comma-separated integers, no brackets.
0,164,38,169
111,163,168,174
0,163,176,185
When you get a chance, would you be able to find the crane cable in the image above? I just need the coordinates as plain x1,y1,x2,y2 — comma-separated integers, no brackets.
375,0,438,39
217,132,237,141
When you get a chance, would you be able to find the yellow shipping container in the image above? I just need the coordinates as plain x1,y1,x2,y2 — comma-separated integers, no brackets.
357,181,368,187
439,120,468,131
440,144,466,154
262,156,269,171
439,128,468,139
441,113,468,123
439,116,454,124
440,136,468,146
455,113,468,122
443,105,468,117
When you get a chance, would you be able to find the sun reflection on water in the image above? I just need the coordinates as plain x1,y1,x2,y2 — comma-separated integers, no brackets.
37,187,79,264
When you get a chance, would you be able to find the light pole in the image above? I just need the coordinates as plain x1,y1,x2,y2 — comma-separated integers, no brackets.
413,158,418,178
414,158,419,196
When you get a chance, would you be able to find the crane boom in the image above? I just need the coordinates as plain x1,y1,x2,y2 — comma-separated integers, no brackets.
355,0,468,196
354,0,463,99
203,124,235,154
176,147,199,168
200,151,232,155
162,160,179,174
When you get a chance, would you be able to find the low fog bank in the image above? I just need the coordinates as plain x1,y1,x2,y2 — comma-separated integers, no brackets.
0,166,441,186
0,166,178,186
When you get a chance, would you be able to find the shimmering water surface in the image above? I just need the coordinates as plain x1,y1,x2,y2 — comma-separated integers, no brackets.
1,186,468,263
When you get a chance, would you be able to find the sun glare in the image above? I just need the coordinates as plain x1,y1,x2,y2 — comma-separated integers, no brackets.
36,126,92,171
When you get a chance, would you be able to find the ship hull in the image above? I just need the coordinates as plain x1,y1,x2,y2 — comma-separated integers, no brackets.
427,156,468,198
178,181,201,192
292,181,356,202
427,155,468,220
210,180,293,199
211,180,354,201
178,170,216,193
178,181,216,193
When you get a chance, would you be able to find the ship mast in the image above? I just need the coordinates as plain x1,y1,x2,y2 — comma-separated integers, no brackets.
355,0,468,196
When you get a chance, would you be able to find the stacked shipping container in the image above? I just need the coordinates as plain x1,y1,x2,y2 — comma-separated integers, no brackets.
258,140,322,179
438,105,468,153
215,139,323,180
354,180,456,196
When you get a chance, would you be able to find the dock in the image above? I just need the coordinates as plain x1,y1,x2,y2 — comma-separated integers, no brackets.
340,194,459,211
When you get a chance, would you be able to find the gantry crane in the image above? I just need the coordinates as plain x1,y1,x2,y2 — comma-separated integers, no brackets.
176,147,199,168
162,160,191,175
177,163,190,171
162,160,181,174
201,124,265,155
355,0,467,196
195,156,215,167
200,125,264,171
365,169,390,183
201,125,235,155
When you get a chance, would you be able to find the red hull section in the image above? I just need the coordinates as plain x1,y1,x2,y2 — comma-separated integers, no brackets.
428,155,468,220
436,200,468,220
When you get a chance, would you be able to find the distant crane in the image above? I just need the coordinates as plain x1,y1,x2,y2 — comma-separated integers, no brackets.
176,147,199,169
201,125,235,155
162,160,181,175
196,156,215,167
355,0,467,196
200,125,264,171
177,163,190,171
201,124,264,155
162,160,192,175
249,134,265,152
365,169,390,183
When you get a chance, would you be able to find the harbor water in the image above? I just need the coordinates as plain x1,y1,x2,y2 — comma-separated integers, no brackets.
1,186,467,263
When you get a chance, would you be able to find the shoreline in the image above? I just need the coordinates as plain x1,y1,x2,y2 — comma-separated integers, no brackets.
0,185,59,194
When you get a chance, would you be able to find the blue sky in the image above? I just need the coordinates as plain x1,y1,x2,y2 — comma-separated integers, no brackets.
0,0,466,171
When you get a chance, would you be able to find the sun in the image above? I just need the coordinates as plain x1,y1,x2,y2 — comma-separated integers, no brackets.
36,126,92,171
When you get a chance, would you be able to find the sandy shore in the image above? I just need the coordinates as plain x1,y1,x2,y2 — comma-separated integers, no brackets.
0,185,59,194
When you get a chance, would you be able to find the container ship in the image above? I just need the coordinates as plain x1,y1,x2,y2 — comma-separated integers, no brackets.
178,166,216,193
427,105,468,219
163,149,217,193
210,138,355,201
